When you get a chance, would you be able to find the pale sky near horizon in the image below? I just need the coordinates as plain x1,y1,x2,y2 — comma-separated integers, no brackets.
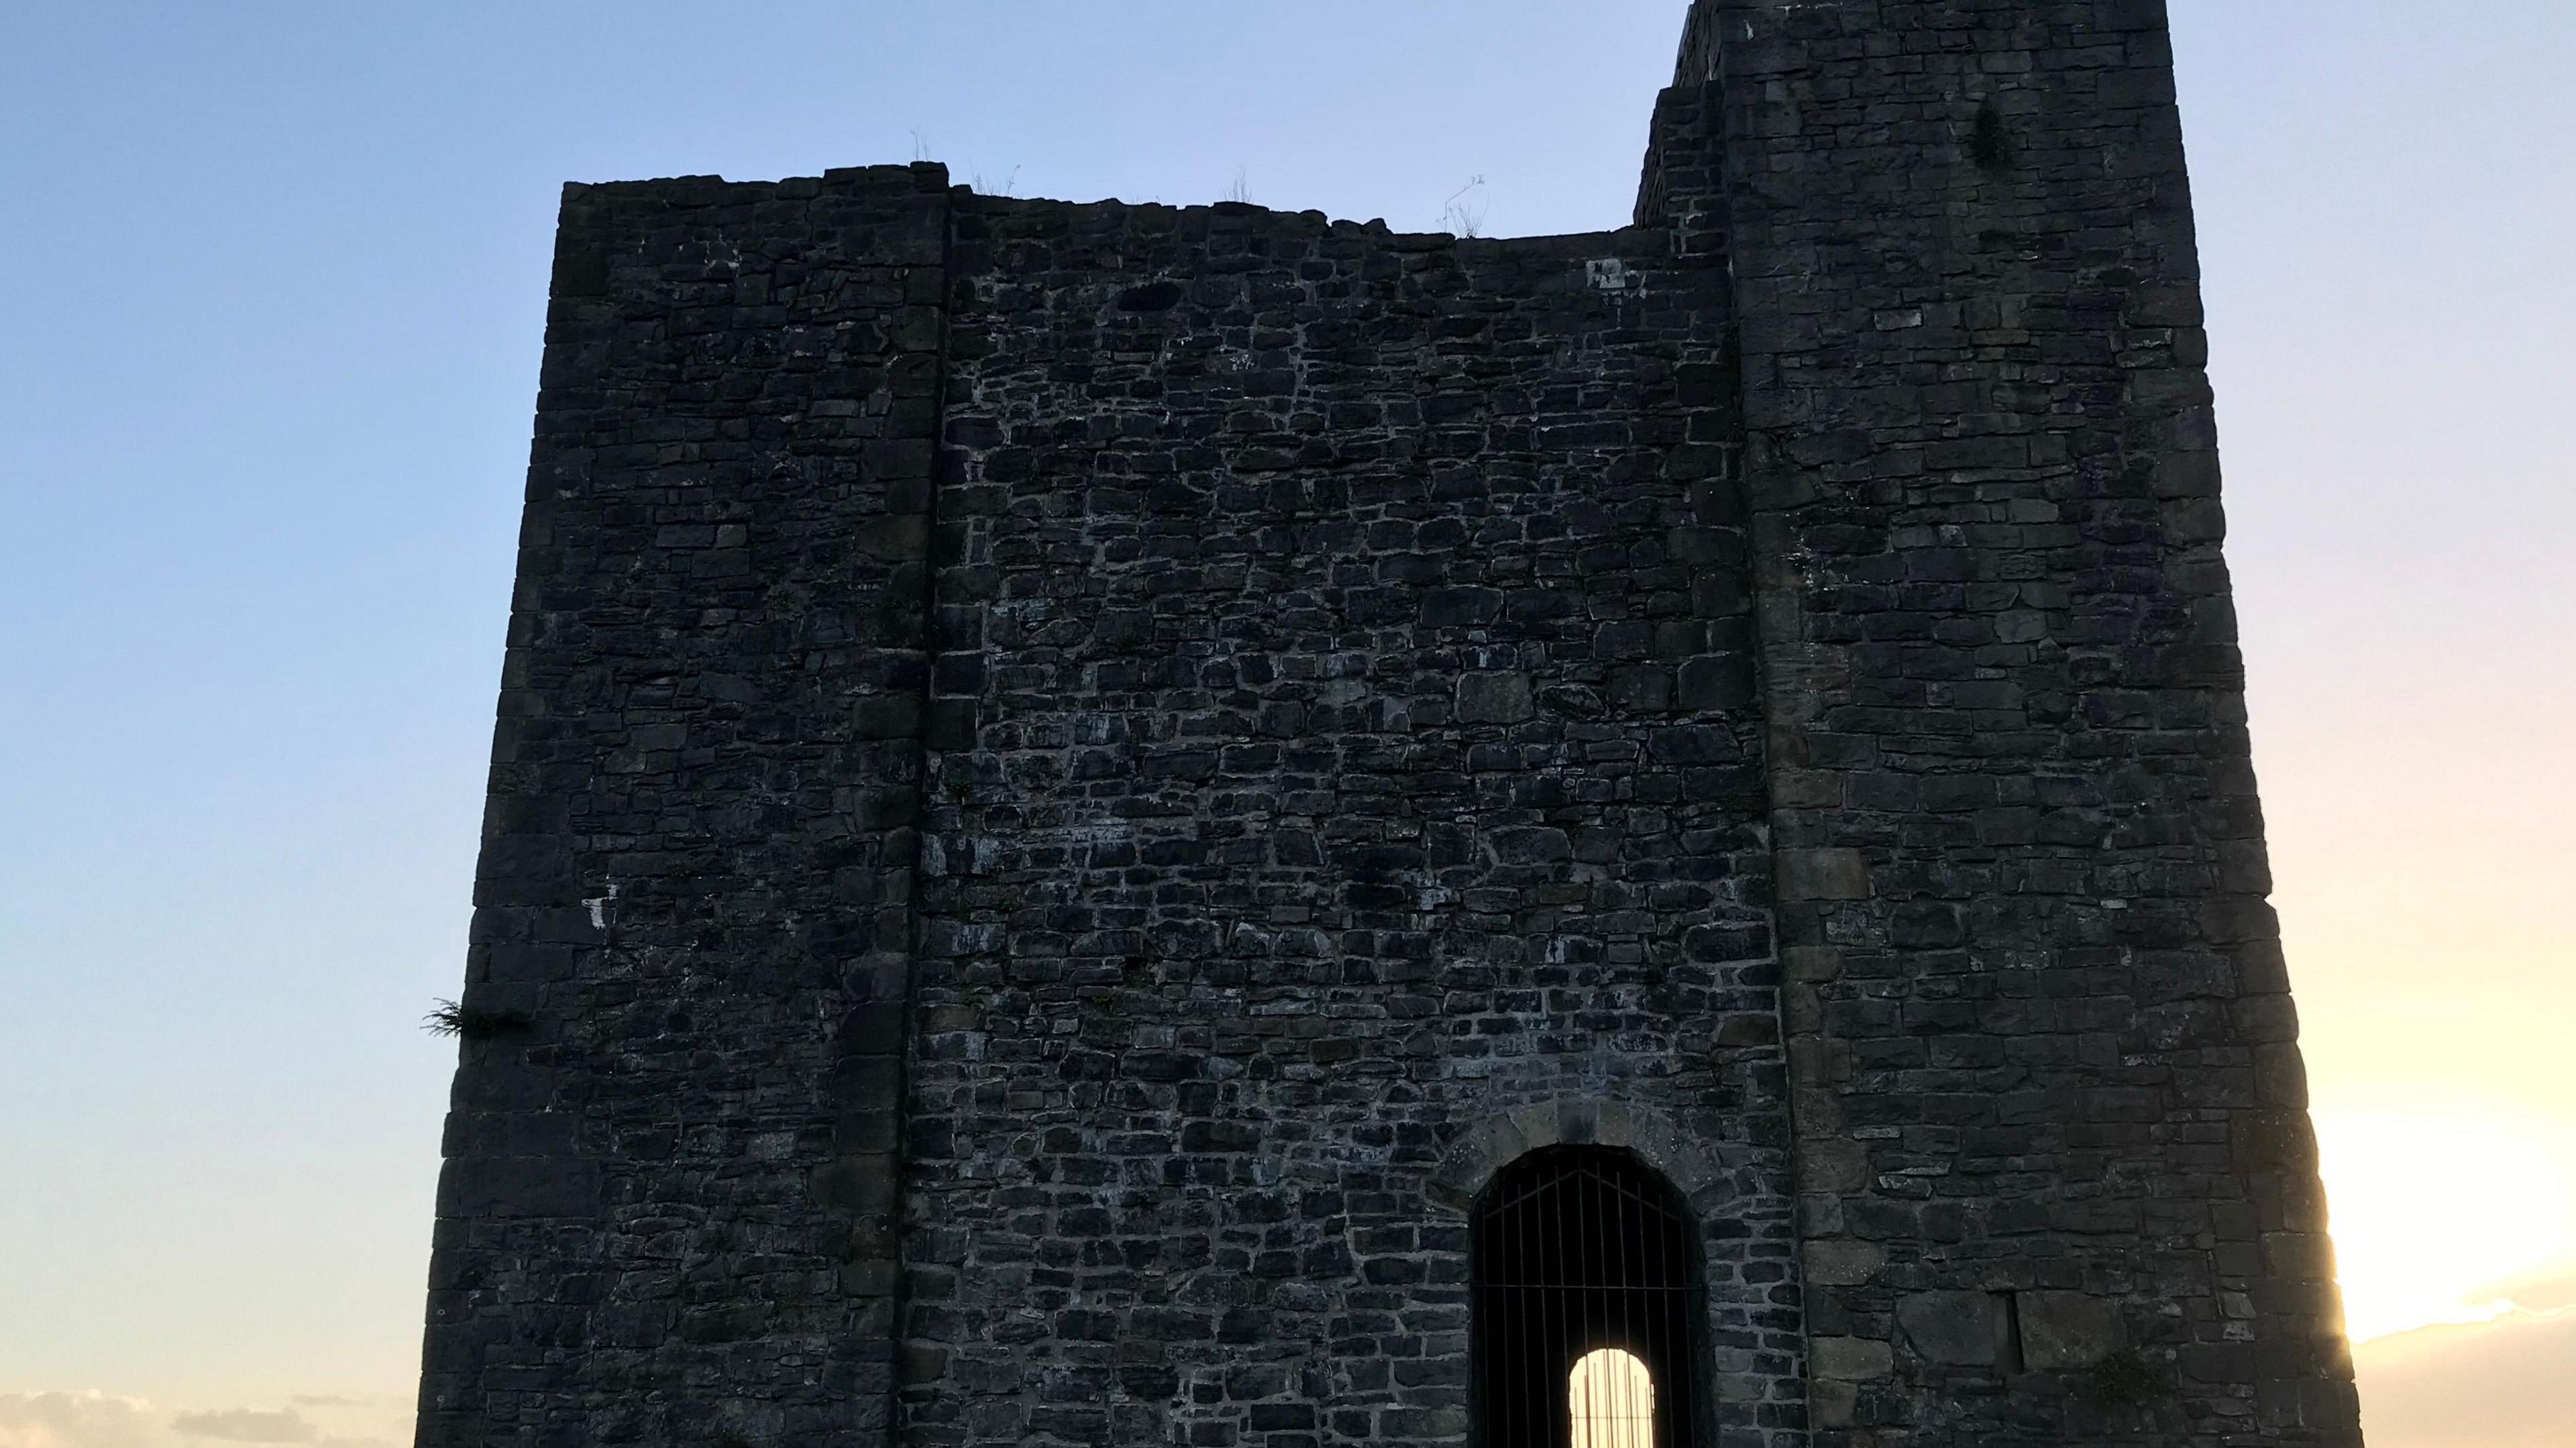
1,5,2569,1447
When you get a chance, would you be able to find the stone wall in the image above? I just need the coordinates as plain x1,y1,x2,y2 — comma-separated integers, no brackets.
420,164,951,1448
895,189,1801,1447
417,5,2361,1447
1707,1,2359,1443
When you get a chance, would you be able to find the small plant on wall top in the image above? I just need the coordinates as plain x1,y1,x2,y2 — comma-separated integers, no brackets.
424,999,533,1042
1442,176,1489,238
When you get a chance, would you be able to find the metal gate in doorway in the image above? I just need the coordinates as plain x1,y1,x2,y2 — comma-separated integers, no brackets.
1470,1146,1708,1448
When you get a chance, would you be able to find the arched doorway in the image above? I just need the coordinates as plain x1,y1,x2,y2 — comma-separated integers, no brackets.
1471,1146,1707,1448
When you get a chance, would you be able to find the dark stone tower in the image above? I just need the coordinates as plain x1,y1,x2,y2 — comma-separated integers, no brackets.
419,4,2361,1445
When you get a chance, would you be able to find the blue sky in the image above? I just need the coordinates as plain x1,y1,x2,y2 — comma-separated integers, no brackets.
2,5,2570,1445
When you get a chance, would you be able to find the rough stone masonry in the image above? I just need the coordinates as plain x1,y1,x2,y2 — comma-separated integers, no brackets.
416,3,2362,1445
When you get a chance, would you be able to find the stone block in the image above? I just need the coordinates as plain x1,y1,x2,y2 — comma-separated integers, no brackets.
1798,1139,1870,1194
1454,671,1535,724
1803,1239,1884,1287
2018,1291,2128,1372
1898,1291,2003,1366
857,512,930,562
1810,1337,1895,1382
852,693,922,739
434,1155,601,1220
1778,847,1869,901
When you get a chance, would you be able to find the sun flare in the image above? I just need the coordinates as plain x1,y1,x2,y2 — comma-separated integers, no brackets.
2313,1111,2575,1341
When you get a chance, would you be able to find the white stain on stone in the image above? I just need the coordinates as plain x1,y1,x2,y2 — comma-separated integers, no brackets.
1586,258,1642,294
584,881,621,932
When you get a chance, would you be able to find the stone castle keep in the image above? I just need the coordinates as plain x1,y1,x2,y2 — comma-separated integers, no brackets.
419,3,2363,1445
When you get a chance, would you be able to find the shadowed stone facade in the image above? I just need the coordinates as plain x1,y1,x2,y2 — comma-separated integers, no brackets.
418,4,2361,1445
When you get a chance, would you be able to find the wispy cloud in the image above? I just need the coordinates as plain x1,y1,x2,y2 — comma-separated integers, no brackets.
2357,1307,2576,1448
0,1396,394,1448
164,1412,310,1445
2489,1266,2576,1315
0,1393,159,1448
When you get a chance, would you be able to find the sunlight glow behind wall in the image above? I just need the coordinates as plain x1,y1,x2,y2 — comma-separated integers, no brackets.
1569,1348,1655,1448
2315,1113,2576,1341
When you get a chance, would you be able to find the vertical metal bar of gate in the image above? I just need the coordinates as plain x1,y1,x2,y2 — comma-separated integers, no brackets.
1514,1174,1535,1443
1513,1186,1526,1448
1664,1180,1695,1447
1544,1170,1566,1448
1566,1149,1587,1432
1613,1166,1637,1448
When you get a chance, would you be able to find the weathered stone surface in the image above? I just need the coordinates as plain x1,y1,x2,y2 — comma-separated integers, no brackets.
1809,1337,1895,1383
901,178,1792,1448
1707,0,2359,1437
416,6,2359,1448
1454,670,1537,724
2020,1290,2132,1373
1897,1292,2003,1368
